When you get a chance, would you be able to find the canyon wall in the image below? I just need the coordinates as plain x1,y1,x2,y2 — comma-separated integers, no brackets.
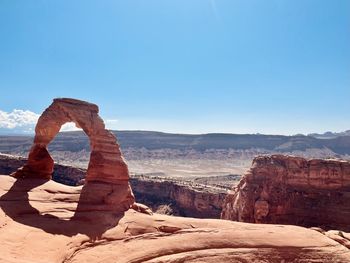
0,154,225,218
221,154,350,231
131,176,226,218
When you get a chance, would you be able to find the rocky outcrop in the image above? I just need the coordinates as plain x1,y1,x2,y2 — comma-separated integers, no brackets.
221,154,350,231
10,98,134,212
1,175,349,263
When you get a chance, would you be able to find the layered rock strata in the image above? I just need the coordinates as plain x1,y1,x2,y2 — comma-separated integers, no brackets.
221,154,350,231
131,176,226,218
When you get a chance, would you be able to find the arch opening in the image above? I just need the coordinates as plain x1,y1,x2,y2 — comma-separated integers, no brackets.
49,122,90,169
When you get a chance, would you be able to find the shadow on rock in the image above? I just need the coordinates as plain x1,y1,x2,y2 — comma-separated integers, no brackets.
0,178,126,240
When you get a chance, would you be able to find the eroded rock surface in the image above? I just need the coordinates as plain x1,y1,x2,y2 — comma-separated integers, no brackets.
10,98,134,212
0,176,349,263
131,176,226,218
221,154,350,231
12,98,129,184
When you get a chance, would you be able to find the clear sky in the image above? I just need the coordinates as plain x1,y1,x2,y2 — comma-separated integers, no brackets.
0,0,349,135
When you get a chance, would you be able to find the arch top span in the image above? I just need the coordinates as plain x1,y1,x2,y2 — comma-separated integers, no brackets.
12,98,132,187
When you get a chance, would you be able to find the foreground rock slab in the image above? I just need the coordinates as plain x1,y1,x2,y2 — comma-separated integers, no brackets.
0,176,349,263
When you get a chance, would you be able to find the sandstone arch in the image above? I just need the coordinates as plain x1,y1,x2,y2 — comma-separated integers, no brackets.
12,98,134,207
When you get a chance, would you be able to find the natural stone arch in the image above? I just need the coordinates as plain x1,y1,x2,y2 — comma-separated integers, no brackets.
12,98,133,188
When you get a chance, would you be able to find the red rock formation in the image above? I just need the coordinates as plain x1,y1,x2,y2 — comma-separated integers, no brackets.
2,98,349,262
221,154,350,231
12,98,129,183
11,98,134,210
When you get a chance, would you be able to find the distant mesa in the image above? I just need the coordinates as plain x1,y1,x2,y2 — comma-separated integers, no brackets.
308,130,350,139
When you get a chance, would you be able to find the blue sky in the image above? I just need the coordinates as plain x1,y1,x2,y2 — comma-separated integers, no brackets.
0,0,349,135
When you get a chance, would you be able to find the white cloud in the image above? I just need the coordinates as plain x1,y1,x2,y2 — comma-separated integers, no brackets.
105,119,119,129
59,120,120,132
105,119,119,123
0,109,119,134
59,122,82,132
0,109,40,129
0,110,82,134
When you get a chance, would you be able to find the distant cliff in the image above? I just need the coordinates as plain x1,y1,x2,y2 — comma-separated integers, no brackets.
221,155,350,231
131,175,226,218
1,130,350,155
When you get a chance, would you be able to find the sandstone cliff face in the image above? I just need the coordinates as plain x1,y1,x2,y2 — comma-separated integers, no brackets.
131,176,226,218
221,154,350,231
